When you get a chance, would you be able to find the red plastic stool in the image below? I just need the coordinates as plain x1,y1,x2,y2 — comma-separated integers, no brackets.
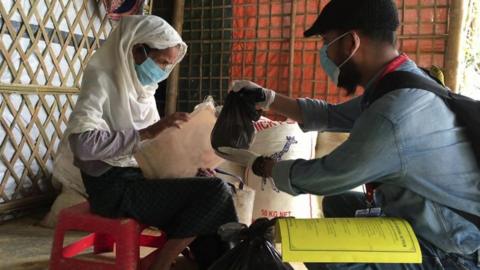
49,202,167,270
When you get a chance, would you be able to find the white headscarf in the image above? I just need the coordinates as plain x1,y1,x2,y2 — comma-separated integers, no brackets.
66,15,187,167
52,16,187,194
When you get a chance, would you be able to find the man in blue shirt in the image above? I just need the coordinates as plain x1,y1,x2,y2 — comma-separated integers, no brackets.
221,0,480,269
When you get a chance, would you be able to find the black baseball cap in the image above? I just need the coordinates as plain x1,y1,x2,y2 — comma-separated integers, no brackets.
304,0,400,37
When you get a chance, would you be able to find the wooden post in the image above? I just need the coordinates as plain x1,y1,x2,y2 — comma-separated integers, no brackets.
444,0,467,92
165,0,185,115
288,0,297,97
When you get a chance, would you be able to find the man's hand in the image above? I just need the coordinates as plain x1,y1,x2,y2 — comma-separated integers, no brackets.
251,156,275,178
217,147,276,178
230,80,276,110
139,112,190,140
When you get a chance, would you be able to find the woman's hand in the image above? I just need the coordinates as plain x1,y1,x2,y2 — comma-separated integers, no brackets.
196,168,216,177
139,112,190,140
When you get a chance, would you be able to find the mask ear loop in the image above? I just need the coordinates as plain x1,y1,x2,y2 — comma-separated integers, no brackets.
326,31,351,47
338,32,360,68
143,44,152,56
323,31,355,67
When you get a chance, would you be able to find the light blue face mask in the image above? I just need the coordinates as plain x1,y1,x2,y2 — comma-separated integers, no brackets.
134,47,168,86
320,31,357,85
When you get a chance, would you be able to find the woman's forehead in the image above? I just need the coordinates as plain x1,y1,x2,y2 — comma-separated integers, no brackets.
151,46,179,61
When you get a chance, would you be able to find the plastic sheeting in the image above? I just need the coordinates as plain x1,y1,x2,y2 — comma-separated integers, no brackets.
230,0,450,104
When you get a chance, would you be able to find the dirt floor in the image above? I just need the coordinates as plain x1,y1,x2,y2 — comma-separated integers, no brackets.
0,211,306,270
0,210,196,270
0,210,64,270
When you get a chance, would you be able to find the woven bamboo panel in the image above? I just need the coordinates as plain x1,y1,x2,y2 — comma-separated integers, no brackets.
0,92,76,214
0,0,113,218
144,0,153,16
0,0,114,90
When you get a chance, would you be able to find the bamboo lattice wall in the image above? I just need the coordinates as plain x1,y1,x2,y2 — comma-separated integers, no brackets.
398,0,449,73
178,0,233,111
229,0,451,106
0,0,156,218
177,0,451,113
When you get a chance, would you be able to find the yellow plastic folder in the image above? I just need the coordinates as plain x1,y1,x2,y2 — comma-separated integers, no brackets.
276,218,422,264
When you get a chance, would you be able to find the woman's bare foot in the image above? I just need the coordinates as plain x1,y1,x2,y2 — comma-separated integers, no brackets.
149,237,196,270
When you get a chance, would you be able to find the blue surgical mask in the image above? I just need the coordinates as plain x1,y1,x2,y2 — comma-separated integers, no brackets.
320,32,357,85
134,47,168,86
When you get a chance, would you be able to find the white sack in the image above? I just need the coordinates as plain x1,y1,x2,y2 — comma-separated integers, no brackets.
134,98,224,179
246,118,321,220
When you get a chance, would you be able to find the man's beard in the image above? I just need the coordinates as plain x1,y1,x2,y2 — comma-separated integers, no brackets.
337,60,361,96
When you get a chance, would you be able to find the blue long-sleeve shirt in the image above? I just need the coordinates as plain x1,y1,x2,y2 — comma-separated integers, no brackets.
272,59,480,255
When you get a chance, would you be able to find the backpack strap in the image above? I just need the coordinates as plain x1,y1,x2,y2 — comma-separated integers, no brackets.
365,70,480,230
362,70,450,109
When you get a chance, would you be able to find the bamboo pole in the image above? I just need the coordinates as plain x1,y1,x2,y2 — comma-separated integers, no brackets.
444,0,467,91
165,0,185,115
288,0,297,97
0,194,57,215
0,83,79,94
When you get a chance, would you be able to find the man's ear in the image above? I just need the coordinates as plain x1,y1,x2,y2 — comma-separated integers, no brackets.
344,31,360,55
352,31,361,50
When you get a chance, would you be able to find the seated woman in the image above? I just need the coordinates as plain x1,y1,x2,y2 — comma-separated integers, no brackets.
65,15,237,270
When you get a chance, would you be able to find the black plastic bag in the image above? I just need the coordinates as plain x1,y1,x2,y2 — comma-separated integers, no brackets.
208,218,293,270
211,89,262,152
189,234,230,270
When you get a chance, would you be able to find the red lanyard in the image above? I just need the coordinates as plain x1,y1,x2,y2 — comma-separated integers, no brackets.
364,53,409,206
378,53,409,80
